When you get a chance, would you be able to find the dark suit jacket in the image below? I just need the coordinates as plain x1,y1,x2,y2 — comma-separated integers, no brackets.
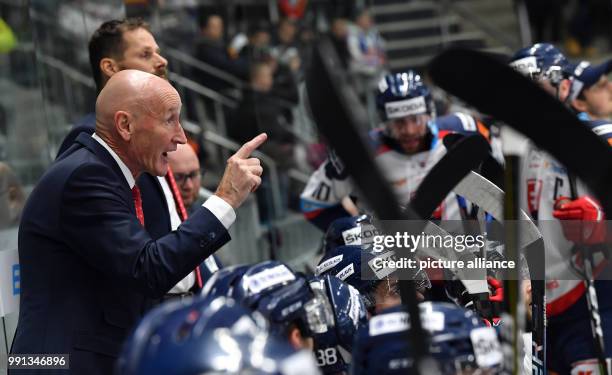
10,133,230,374
56,114,172,239
55,116,220,287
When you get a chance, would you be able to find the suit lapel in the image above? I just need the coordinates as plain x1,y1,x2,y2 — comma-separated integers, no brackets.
75,133,133,198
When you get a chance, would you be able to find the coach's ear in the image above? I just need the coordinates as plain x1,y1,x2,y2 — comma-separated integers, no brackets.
115,110,133,142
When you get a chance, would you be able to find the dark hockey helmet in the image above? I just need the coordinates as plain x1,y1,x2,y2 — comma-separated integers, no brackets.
200,264,250,299
116,295,320,375
509,43,571,86
309,275,368,374
322,214,379,253
376,70,436,122
351,302,503,375
315,245,430,312
231,260,335,339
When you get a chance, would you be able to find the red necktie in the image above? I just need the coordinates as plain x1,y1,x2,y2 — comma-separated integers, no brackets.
166,166,202,288
131,185,145,226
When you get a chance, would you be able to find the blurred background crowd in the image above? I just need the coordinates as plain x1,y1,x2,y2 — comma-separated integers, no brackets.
0,0,611,363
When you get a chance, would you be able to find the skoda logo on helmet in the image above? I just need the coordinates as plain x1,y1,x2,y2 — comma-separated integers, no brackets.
385,96,427,119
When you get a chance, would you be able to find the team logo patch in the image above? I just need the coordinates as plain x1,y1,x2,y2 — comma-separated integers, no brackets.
527,179,542,214
336,263,355,281
385,97,427,119
593,124,612,136
342,224,379,246
316,255,343,276
509,56,538,76
369,312,409,336
470,327,503,368
245,264,295,294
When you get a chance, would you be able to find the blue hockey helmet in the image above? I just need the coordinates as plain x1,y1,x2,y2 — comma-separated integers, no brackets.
351,302,503,375
376,70,435,122
200,264,251,299
310,275,368,374
314,245,430,312
509,43,570,86
323,215,379,253
117,295,321,375
231,260,335,340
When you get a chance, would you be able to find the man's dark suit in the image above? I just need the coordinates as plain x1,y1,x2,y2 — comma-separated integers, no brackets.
11,133,230,374
55,115,222,283
56,114,172,239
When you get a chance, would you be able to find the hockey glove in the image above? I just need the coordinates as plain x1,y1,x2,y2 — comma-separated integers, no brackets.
553,196,606,245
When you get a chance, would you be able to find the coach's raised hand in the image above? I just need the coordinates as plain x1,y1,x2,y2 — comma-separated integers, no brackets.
215,133,267,208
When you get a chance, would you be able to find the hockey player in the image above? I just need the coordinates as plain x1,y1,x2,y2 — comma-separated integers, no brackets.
350,301,503,375
203,260,335,351
116,295,320,375
309,274,368,374
567,59,612,121
300,70,497,231
321,214,379,254
509,43,612,374
315,244,430,315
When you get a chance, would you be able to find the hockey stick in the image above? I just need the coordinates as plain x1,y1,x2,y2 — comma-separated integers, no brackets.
428,48,612,213
428,47,612,375
410,134,490,219
424,49,556,375
453,169,547,361
409,134,496,309
306,36,432,375
568,175,609,375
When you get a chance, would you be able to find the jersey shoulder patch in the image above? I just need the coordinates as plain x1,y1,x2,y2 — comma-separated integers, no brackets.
585,119,612,145
436,112,490,140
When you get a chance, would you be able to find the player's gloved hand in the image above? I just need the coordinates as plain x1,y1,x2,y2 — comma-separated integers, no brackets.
487,276,504,303
481,276,503,326
553,196,606,245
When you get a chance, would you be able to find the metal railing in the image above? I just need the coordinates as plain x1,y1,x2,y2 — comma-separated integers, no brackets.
440,0,521,51
194,125,319,270
163,46,246,91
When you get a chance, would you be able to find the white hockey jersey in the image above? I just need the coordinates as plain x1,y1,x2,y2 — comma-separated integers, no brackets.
523,116,612,317
300,113,494,230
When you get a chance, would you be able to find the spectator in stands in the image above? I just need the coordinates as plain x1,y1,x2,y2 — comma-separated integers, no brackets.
195,14,249,92
232,20,272,62
271,18,301,74
525,0,564,44
278,0,308,20
228,62,296,218
168,143,205,214
346,7,386,76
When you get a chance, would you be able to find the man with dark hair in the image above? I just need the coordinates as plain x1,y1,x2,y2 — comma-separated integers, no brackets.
88,18,167,92
58,18,168,155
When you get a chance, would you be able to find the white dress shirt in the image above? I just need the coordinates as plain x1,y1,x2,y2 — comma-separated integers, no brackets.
92,133,234,292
